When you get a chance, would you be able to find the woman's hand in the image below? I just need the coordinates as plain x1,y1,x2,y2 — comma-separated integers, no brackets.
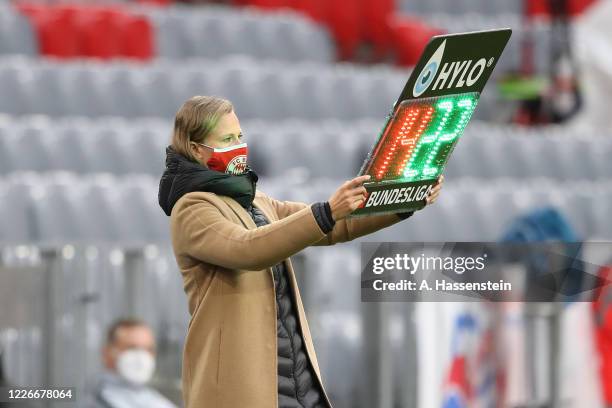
328,175,371,221
425,175,444,205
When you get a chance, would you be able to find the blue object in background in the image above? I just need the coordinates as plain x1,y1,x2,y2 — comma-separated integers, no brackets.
500,206,584,301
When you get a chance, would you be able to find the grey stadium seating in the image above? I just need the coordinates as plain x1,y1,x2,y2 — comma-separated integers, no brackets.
0,4,37,57
401,0,522,17
0,55,411,120
139,4,335,63
1,172,611,244
0,115,610,182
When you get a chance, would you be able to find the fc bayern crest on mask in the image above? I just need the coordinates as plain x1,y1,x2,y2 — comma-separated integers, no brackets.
227,155,247,175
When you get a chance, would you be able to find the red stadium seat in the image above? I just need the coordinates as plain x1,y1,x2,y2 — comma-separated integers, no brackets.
292,0,328,23
135,0,173,6
76,6,125,59
527,0,598,17
389,15,443,67
15,2,155,60
326,0,362,60
526,0,550,18
361,0,394,58
118,15,155,60
245,0,294,10
568,0,598,15
14,2,45,18
29,11,80,58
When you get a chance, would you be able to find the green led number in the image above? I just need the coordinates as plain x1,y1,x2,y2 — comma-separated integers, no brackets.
402,93,478,181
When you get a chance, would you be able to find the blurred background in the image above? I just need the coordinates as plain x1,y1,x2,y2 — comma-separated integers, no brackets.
0,0,611,406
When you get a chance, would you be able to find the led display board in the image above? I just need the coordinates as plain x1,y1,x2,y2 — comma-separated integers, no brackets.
352,29,512,217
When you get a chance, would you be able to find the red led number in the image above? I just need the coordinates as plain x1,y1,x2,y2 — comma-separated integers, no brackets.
370,104,434,181
365,94,477,182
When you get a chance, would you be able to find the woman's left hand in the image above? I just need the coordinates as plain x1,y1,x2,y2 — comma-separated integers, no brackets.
425,175,444,205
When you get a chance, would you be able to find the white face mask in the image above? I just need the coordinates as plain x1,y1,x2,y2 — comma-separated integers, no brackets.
116,349,156,386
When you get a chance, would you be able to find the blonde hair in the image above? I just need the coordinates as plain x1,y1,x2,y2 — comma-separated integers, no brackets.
171,96,234,162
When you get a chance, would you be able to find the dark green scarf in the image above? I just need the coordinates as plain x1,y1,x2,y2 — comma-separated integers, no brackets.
158,146,258,216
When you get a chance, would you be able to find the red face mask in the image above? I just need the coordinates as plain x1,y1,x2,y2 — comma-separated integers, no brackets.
203,143,248,175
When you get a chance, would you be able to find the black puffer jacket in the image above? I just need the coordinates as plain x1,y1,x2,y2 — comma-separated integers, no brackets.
246,204,329,408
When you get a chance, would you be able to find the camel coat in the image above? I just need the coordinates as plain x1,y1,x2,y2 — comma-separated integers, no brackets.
170,189,406,408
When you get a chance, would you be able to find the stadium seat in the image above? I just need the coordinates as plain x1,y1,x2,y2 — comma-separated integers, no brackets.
52,120,93,173
143,5,335,63
0,179,32,243
292,0,328,24
361,0,395,58
82,124,131,175
28,176,83,242
290,66,336,120
115,14,155,60
78,7,124,59
215,65,258,120
195,13,236,59
30,66,70,116
72,178,123,241
149,13,191,59
327,68,369,121
11,121,53,173
33,11,80,58
0,64,30,115
0,8,37,56
61,65,111,117
119,176,170,242
389,16,444,67
326,0,362,60
142,68,180,118
104,67,147,117
14,3,155,60
251,69,292,120
174,67,212,107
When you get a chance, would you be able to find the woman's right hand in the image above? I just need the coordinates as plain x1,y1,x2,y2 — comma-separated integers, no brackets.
328,175,371,221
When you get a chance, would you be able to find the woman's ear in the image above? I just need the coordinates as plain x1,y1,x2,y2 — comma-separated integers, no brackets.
190,143,203,163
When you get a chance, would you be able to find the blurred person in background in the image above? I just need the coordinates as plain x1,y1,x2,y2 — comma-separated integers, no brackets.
83,318,176,408
158,95,444,408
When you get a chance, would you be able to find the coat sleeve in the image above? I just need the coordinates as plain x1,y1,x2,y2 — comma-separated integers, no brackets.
263,195,411,246
171,193,328,271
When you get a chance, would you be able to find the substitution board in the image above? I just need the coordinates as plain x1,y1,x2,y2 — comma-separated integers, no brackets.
352,29,512,217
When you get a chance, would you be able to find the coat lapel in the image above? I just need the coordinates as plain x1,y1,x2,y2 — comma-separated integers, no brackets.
217,194,275,229
217,196,257,229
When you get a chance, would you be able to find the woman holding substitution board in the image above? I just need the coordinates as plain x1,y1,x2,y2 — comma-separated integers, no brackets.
158,95,444,408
